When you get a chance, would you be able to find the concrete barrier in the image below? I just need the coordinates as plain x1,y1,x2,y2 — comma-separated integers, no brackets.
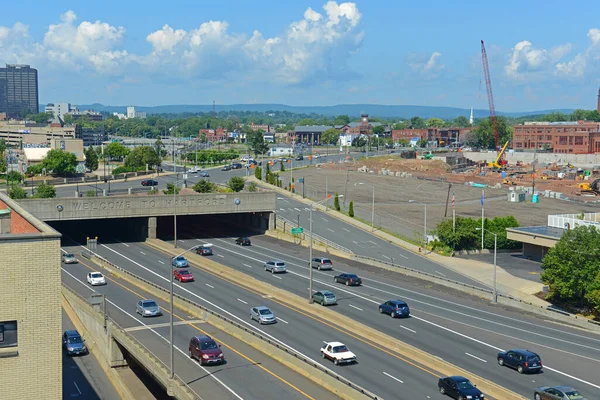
89,252,378,400
145,239,526,400
61,284,196,400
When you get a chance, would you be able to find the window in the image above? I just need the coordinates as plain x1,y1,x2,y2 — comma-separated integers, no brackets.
0,321,18,348
537,135,543,140
575,136,584,146
546,135,552,141
559,136,568,145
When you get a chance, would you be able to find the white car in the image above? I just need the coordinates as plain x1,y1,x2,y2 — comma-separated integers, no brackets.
188,166,200,173
320,341,357,365
87,272,106,286
313,154,321,159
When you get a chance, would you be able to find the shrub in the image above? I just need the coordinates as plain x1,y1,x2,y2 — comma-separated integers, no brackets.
86,190,97,197
254,166,262,180
247,181,257,192
8,185,26,199
7,171,23,184
348,201,354,217
334,193,340,211
112,165,145,175
35,182,56,198
228,176,245,192
193,179,215,193
163,183,181,195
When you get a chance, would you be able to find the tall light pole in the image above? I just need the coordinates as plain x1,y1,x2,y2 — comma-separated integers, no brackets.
409,200,427,250
477,228,497,303
169,245,201,380
356,182,375,231
305,195,342,303
173,175,185,249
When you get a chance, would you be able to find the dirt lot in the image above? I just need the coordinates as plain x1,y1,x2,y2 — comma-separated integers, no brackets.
286,156,600,241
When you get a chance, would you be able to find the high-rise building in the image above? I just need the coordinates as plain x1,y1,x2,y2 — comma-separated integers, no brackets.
0,64,39,118
45,103,73,120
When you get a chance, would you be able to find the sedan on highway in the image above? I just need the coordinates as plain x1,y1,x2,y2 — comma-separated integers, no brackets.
378,300,410,318
221,165,232,171
497,349,542,374
136,299,162,317
86,272,106,286
174,269,194,282
334,273,362,286
199,171,210,177
172,256,188,267
195,246,212,256
312,290,337,306
320,342,356,365
63,330,88,356
62,253,78,264
235,237,251,246
264,260,286,274
250,306,277,324
438,376,484,400
534,386,586,400
141,179,158,186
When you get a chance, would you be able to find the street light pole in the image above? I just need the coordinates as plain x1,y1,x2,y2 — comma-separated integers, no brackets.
477,228,497,303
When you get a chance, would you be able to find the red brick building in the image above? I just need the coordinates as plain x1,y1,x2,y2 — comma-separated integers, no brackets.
248,123,273,133
392,127,471,146
513,121,600,154
199,127,227,142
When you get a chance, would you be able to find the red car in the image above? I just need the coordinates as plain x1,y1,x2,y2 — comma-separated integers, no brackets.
174,269,194,282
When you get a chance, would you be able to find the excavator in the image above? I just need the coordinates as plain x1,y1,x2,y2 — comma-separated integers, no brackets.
578,178,600,195
487,141,509,170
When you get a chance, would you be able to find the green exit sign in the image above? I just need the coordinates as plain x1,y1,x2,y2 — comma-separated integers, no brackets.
291,227,304,234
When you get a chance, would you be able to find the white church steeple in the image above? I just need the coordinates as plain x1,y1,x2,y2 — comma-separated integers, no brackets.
469,106,474,125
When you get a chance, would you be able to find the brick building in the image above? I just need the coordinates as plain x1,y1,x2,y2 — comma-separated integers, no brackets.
247,123,273,133
392,127,471,146
0,193,62,399
513,121,600,154
199,127,227,142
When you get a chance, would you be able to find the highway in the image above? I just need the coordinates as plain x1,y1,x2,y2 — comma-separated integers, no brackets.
62,220,600,400
61,252,338,400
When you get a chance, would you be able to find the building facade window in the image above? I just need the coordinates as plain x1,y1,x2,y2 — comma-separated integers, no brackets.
0,321,18,348
575,136,584,146
559,136,568,145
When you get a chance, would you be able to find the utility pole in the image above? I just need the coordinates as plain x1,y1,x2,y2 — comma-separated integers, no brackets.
444,183,452,218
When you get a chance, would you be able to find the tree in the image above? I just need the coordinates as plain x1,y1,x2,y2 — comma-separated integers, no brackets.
124,146,161,170
8,185,26,199
0,139,6,155
28,112,53,124
348,201,354,217
280,161,285,172
435,217,480,250
246,130,269,157
410,116,426,129
42,149,78,176
193,179,215,193
541,225,600,313
472,116,512,149
393,121,408,130
0,158,6,174
453,116,470,127
372,125,385,136
416,138,428,148
63,114,74,125
154,138,167,161
297,118,317,126
35,182,56,198
254,166,262,180
333,115,350,125
351,136,366,148
163,183,181,195
228,176,245,192
334,193,340,211
105,142,130,161
426,118,445,128
7,171,23,183
321,128,341,145
85,146,99,172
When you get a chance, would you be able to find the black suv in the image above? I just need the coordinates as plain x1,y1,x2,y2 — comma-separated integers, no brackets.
141,179,158,186
231,163,243,169
236,237,251,246
438,376,484,399
497,349,542,374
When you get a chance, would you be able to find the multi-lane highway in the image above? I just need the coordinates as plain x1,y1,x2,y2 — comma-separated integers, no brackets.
61,251,339,400
61,224,600,399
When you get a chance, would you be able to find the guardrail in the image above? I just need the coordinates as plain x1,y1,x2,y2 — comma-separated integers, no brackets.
23,170,160,188
276,215,354,255
88,251,380,400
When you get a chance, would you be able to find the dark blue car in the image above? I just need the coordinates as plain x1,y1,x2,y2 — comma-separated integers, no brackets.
497,349,542,374
378,300,410,318
438,376,484,400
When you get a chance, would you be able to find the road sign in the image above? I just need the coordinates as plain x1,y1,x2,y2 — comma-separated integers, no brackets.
291,227,304,234
298,178,304,183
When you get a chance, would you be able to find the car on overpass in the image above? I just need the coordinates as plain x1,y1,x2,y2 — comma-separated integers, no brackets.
86,272,106,286
534,386,585,400
311,257,333,270
312,290,337,306
136,299,162,317
141,179,158,187
62,253,78,264
250,306,277,325
172,256,188,267
437,376,484,399
188,335,225,365
174,269,194,283
378,300,410,318
497,349,542,374
333,273,362,286
320,342,356,365
195,245,213,256
235,237,251,246
264,260,286,274
62,330,88,356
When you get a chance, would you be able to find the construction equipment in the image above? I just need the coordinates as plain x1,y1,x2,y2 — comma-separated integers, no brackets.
503,178,514,185
579,179,600,194
421,152,433,160
481,40,504,156
487,141,509,169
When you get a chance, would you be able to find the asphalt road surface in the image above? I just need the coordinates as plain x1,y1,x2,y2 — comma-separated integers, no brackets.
61,251,338,400
61,229,600,399
456,251,543,282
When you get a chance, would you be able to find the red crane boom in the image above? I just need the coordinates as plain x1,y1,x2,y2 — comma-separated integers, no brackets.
481,39,500,151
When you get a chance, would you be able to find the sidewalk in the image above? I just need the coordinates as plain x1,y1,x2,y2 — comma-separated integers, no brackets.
250,176,549,307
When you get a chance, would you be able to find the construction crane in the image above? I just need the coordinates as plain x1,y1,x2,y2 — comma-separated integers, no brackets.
481,40,502,153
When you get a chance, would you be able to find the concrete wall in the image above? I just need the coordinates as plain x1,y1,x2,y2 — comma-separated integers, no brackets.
463,150,600,167
522,242,548,261
17,192,277,221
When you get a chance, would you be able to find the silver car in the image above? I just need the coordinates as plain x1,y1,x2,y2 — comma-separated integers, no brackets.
136,299,162,317
250,306,277,324
312,290,337,306
264,260,286,274
311,257,333,270
62,253,78,264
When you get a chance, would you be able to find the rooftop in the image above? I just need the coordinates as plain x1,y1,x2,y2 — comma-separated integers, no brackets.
507,226,565,239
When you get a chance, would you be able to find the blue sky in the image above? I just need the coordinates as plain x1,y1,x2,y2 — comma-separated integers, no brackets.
1,0,600,112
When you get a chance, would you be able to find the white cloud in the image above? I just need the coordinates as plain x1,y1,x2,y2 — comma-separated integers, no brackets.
505,40,571,79
146,25,187,53
553,28,600,78
407,52,444,78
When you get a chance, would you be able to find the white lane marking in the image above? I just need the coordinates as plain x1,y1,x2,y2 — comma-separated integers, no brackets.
288,208,293,212
272,275,283,280
465,352,487,363
196,239,203,242
327,228,335,233
205,284,215,289
352,241,358,244
179,240,185,243
74,382,82,395
276,317,289,324
158,260,165,264
382,372,404,384
343,228,350,232
243,264,253,269
140,251,146,255
398,253,409,259
217,254,225,258
368,240,380,247
122,243,130,247
279,208,286,212
237,298,248,304
348,304,363,311
61,265,235,400
399,326,416,333
294,208,301,212
382,255,392,261
435,271,446,277
321,217,329,222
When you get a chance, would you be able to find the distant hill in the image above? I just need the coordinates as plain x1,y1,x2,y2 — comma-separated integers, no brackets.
48,103,575,120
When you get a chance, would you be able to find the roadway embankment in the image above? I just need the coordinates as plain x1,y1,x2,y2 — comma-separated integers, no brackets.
144,238,526,400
